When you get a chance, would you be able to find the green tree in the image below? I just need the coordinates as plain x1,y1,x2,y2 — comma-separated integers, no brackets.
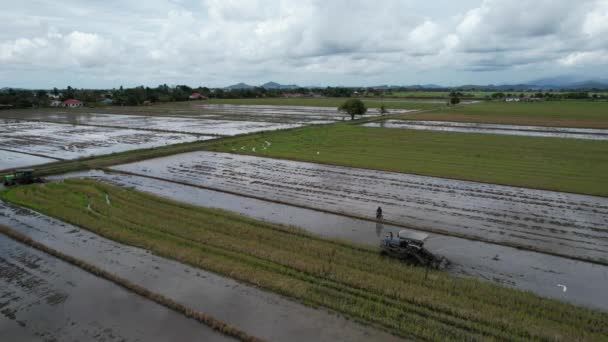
338,99,367,120
450,96,460,106
380,104,388,115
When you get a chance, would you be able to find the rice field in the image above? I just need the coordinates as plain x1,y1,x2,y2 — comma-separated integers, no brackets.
2,179,607,341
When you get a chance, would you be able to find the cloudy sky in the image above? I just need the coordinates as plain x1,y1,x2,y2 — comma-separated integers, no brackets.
1,0,607,88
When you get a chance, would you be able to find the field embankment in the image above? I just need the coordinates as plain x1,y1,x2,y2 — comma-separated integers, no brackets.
2,179,607,341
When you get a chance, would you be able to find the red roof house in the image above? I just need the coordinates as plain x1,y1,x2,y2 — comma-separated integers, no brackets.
63,99,83,108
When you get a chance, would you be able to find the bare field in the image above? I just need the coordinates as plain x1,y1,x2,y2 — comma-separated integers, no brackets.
112,151,608,264
0,234,231,342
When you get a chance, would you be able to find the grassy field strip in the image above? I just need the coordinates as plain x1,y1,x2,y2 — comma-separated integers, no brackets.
204,98,443,110
403,102,608,128
0,223,262,342
2,179,607,341
207,123,608,197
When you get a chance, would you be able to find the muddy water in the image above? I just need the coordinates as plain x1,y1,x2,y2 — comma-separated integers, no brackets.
49,170,608,311
0,201,398,342
0,119,208,160
363,120,608,140
0,150,58,171
0,235,232,342
112,151,608,264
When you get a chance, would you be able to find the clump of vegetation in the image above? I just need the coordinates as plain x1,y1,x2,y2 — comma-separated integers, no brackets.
338,98,367,120
3,179,607,341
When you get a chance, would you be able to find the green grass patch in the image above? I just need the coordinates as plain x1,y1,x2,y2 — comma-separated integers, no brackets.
405,101,608,128
2,178,607,341
207,123,608,196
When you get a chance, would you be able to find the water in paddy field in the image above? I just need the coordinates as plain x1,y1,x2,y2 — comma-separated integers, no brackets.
362,120,608,140
48,170,608,311
0,119,208,162
0,150,58,171
0,234,232,342
111,151,608,265
0,199,398,342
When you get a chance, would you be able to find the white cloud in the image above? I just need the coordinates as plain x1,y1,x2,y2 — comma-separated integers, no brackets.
0,0,607,87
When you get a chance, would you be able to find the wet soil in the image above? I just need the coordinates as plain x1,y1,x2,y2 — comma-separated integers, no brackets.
0,119,207,164
363,120,608,140
0,200,399,341
111,151,608,265
0,234,232,342
51,170,608,311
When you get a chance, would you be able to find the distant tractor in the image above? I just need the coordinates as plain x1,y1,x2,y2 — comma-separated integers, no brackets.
380,230,448,269
3,169,43,186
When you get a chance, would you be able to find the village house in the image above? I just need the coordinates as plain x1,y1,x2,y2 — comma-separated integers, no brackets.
63,99,84,108
50,100,63,107
189,92,208,100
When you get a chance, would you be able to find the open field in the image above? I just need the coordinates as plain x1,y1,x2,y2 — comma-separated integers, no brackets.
364,120,608,140
205,123,608,196
2,178,607,341
0,199,397,342
204,97,444,109
0,232,231,342
51,169,608,310
0,119,207,169
403,101,608,128
381,91,608,99
112,151,608,264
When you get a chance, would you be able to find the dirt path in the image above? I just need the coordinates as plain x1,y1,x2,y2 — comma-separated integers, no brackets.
0,234,232,342
51,170,608,311
0,200,400,342
111,151,608,265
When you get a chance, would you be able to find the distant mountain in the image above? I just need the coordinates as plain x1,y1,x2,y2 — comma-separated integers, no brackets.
261,81,299,89
523,76,608,90
225,82,255,90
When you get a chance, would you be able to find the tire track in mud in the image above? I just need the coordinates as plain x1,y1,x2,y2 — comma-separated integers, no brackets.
112,151,608,265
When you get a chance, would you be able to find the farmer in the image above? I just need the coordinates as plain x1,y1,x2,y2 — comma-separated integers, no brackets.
376,206,383,219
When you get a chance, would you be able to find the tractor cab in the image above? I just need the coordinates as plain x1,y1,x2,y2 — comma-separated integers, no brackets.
380,230,447,268
3,169,41,186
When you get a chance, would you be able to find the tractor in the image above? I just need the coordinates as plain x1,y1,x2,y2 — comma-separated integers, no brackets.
380,230,448,269
3,169,43,186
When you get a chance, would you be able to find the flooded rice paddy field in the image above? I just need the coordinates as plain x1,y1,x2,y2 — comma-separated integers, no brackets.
0,150,58,170
363,120,608,140
112,151,608,265
51,170,608,311
0,119,208,169
0,112,306,135
0,234,231,342
0,200,398,342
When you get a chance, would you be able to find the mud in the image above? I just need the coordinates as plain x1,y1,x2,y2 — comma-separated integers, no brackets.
0,234,232,342
0,200,398,341
0,150,58,170
112,151,608,265
50,170,608,311
0,119,208,164
363,120,608,140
